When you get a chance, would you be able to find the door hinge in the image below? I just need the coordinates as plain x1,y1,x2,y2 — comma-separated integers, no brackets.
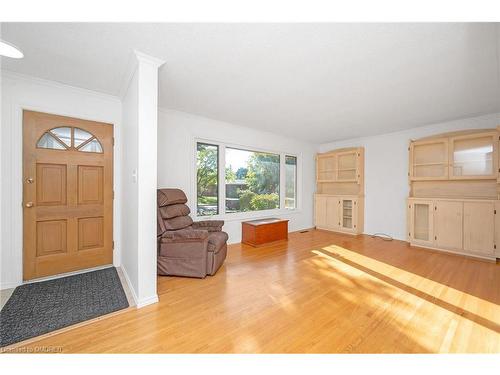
495,209,497,215
434,206,437,210
112,137,115,146
408,232,411,237
112,241,115,250
435,236,437,240
494,244,497,250
112,190,115,199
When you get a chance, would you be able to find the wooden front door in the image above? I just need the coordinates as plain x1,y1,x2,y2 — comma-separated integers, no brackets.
23,110,113,280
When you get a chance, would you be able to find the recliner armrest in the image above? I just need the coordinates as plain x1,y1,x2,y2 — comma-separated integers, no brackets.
192,220,224,232
160,229,209,243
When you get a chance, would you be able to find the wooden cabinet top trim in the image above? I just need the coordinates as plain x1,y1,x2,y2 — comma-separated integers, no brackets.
408,197,499,203
317,146,363,157
315,194,364,198
411,128,497,143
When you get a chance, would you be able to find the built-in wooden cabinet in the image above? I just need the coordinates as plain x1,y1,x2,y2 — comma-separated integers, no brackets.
410,131,498,182
408,128,500,261
316,148,362,183
408,198,498,260
315,147,364,235
314,195,363,234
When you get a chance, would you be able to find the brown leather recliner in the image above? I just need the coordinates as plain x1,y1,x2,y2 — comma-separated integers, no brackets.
157,188,228,278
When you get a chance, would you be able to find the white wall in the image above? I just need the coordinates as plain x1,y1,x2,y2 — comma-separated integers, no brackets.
319,113,500,241
120,69,140,298
120,52,163,307
157,109,317,243
0,71,122,289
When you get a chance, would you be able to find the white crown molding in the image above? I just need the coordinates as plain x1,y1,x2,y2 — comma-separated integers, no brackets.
118,50,165,100
1,70,121,104
133,50,165,68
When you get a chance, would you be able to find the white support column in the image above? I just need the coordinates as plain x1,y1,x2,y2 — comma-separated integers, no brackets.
120,51,164,308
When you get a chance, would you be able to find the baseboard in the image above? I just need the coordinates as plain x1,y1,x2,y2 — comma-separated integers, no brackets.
0,281,21,291
136,294,159,308
119,265,138,306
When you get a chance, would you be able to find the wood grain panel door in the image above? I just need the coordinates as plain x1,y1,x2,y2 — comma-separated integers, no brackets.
434,200,463,250
463,201,495,256
23,110,113,280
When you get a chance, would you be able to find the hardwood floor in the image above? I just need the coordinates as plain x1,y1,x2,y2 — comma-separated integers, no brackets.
8,229,500,353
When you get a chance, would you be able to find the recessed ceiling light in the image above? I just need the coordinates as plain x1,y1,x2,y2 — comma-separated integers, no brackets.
0,40,24,59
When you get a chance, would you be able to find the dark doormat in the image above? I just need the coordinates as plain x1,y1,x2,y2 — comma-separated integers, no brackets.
0,267,129,347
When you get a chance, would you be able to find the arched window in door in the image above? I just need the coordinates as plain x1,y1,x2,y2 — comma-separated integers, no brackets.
36,127,103,153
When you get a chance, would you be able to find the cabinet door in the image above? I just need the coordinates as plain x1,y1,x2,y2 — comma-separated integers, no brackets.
340,199,355,231
317,154,336,182
336,151,358,182
315,195,327,228
434,201,463,250
409,200,434,246
496,202,500,257
410,139,449,180
326,197,340,229
463,201,495,256
449,132,498,179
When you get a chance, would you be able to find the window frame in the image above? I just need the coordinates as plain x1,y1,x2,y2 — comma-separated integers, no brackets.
193,137,301,221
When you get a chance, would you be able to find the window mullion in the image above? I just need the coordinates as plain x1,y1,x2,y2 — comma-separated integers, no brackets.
280,153,285,209
219,144,226,216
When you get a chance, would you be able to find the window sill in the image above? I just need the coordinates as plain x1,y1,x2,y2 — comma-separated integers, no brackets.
195,208,302,223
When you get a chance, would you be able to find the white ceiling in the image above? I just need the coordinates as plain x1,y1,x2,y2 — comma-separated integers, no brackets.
2,23,499,143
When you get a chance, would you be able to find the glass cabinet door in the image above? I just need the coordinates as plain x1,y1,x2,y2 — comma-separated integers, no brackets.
410,139,448,180
410,200,434,246
341,199,354,230
336,152,357,181
450,133,497,179
317,155,336,181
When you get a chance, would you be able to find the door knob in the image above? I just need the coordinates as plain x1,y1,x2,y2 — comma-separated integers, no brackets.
25,202,34,208
26,177,34,184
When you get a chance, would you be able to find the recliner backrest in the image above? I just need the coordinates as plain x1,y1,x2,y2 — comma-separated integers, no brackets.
157,188,192,237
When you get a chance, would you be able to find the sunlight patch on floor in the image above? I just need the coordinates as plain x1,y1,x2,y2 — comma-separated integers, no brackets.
309,244,500,352
319,244,499,316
